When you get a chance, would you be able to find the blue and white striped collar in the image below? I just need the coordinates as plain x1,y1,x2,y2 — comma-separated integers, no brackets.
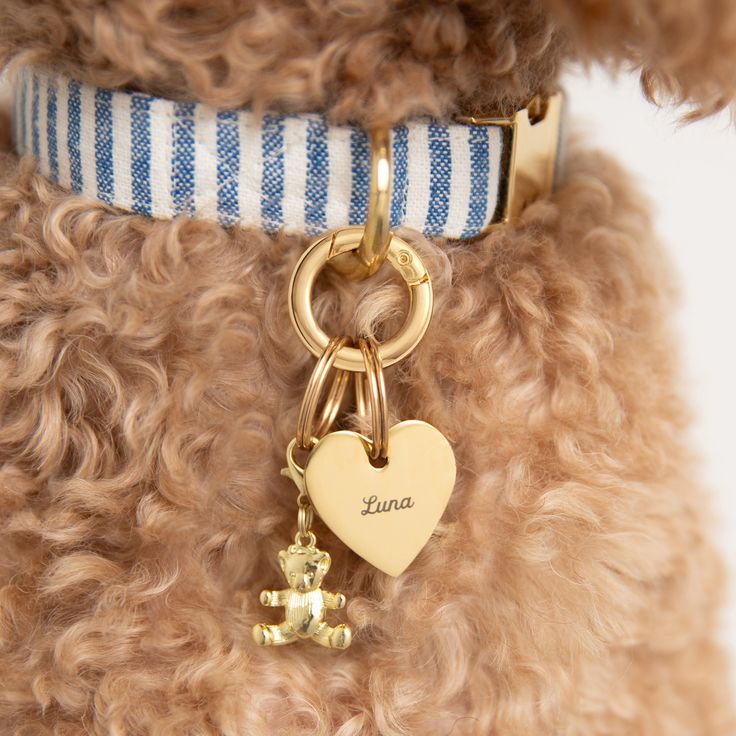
11,66,545,240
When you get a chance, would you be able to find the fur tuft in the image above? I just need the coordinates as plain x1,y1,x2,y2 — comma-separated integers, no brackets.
546,0,736,119
0,0,565,124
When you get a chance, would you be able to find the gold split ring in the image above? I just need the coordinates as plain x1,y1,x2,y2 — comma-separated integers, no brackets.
289,227,433,372
329,128,392,280
356,336,389,464
295,335,352,450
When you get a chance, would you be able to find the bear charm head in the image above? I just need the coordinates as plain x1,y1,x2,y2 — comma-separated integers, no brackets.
278,544,331,593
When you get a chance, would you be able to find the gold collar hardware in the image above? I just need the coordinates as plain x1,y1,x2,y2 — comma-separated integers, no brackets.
460,92,563,223
330,93,562,280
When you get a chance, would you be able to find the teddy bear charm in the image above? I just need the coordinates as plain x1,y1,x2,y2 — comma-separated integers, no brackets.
252,540,352,649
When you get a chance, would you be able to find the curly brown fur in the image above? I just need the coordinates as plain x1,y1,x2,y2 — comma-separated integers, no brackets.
545,0,736,119
0,0,566,123
4,0,736,123
0,0,735,734
0,140,733,734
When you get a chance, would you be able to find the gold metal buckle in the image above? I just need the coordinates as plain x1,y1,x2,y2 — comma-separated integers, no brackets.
460,92,563,223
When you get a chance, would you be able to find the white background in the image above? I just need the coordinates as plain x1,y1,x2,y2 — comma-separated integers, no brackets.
563,67,736,676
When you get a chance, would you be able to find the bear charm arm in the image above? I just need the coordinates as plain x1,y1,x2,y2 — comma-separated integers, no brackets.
259,589,289,607
321,591,346,609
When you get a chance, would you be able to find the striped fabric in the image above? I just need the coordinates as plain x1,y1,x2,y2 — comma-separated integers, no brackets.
12,66,507,239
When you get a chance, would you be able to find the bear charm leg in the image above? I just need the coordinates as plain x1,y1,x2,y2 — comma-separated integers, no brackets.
252,621,297,646
313,621,352,649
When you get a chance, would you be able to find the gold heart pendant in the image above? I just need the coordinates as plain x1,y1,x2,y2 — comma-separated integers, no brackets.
304,420,456,577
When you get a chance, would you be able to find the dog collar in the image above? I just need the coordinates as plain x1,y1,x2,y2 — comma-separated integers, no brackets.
11,66,562,239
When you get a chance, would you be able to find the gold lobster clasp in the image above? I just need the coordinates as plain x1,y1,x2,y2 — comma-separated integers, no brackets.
289,227,433,371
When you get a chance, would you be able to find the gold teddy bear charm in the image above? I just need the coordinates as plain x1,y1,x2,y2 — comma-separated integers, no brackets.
252,542,351,649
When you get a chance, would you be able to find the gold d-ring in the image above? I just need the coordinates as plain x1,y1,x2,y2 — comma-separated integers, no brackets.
329,128,392,280
289,227,433,372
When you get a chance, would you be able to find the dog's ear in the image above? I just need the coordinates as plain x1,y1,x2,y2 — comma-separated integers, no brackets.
546,0,736,120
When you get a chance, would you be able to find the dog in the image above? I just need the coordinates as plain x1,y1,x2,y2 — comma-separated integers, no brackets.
0,1,734,733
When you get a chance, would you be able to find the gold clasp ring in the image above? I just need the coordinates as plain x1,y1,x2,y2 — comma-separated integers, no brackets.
295,335,352,450
328,128,392,280
289,227,433,372
356,336,390,464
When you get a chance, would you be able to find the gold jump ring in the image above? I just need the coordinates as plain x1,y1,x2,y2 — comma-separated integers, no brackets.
357,336,389,463
294,530,317,548
297,501,314,540
296,335,352,450
289,227,433,372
